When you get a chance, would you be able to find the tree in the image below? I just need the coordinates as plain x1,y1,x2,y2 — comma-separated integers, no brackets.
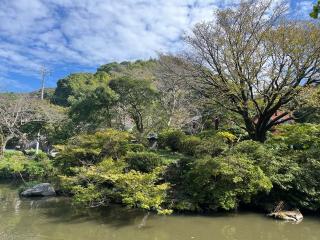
311,0,320,19
52,71,111,106
183,0,320,142
156,55,198,128
69,85,119,130
0,93,66,157
22,100,67,150
0,95,39,156
109,77,158,134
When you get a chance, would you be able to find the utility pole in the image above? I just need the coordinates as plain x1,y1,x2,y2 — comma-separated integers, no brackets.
39,66,51,100
36,65,51,154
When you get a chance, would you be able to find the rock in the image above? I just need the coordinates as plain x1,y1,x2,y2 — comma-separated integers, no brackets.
21,183,56,197
267,210,303,222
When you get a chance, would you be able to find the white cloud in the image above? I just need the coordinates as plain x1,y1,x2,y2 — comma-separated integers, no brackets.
0,0,312,91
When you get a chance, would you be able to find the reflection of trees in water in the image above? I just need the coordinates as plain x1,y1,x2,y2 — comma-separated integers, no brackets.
1,183,320,240
221,225,237,240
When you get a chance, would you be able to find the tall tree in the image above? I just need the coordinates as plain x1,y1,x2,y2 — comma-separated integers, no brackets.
69,86,119,131
156,55,198,128
109,77,158,134
52,71,110,106
183,0,320,142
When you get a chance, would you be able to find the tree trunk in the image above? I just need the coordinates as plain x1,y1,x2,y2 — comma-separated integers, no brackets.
253,128,267,142
132,112,144,133
0,145,4,158
106,107,112,128
0,138,9,158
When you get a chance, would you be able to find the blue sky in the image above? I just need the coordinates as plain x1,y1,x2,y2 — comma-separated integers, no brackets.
0,0,316,92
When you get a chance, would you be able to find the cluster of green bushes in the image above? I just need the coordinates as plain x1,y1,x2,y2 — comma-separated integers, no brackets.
0,150,55,182
55,129,171,214
54,128,272,213
1,124,320,214
158,129,233,157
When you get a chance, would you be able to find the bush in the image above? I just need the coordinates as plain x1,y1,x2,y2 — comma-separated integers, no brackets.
232,140,273,162
196,130,217,139
158,129,185,151
55,129,132,173
126,143,145,152
60,158,171,214
179,135,228,157
180,136,202,156
125,151,164,173
195,137,229,157
185,155,272,211
227,125,320,211
267,124,320,150
0,151,55,181
216,131,237,143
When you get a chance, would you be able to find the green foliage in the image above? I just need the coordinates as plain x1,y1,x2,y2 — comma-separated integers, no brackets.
158,129,185,151
232,140,273,162
179,135,228,157
60,158,171,214
231,125,320,211
52,72,111,106
97,60,157,76
0,151,55,181
264,124,320,210
194,137,229,157
125,151,164,173
114,168,171,214
216,131,237,143
232,140,298,192
126,143,145,152
109,76,158,133
97,62,127,74
180,136,202,156
267,124,320,150
69,85,119,130
192,155,272,210
174,155,272,211
55,128,171,213
310,0,320,18
55,129,132,173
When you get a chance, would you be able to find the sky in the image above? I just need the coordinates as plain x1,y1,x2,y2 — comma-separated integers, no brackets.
0,0,317,92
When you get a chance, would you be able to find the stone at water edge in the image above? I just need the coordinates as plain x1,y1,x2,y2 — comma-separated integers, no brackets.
21,183,56,197
267,210,303,222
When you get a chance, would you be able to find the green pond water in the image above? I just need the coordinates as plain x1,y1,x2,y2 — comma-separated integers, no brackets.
0,183,319,240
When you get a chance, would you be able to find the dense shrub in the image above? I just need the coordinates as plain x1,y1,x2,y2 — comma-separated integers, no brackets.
267,124,320,150
169,154,272,211
194,137,229,157
55,129,131,173
125,151,164,173
234,124,320,211
216,131,237,143
60,158,171,214
10,121,320,214
126,143,145,152
196,130,217,139
232,140,274,162
180,136,202,156
158,129,185,151
158,130,232,157
0,151,55,181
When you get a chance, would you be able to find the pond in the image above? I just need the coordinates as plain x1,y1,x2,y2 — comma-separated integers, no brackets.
0,182,319,240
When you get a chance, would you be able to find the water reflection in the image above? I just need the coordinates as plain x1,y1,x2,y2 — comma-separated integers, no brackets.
0,183,319,240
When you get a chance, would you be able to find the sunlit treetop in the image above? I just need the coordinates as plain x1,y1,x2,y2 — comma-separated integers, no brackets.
310,0,320,19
